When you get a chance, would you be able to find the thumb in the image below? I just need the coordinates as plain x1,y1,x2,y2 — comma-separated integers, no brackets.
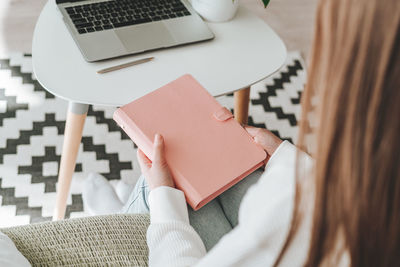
153,134,168,167
137,149,151,173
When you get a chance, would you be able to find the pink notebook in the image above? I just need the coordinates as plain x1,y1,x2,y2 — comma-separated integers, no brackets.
113,74,267,210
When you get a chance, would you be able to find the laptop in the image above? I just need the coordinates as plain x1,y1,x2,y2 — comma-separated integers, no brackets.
55,0,215,62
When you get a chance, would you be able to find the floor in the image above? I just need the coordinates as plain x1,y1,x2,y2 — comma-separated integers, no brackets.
0,52,306,225
0,0,317,59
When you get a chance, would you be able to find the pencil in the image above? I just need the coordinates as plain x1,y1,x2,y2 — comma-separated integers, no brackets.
97,57,154,74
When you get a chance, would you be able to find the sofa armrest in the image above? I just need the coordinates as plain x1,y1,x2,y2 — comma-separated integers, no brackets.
1,214,150,266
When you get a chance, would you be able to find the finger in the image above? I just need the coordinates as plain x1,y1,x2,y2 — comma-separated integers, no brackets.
153,134,167,166
244,126,259,137
137,149,152,172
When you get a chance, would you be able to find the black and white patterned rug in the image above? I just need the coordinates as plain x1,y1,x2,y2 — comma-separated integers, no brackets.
0,52,305,227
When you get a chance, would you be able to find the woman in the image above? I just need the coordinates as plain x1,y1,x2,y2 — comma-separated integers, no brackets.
84,0,400,265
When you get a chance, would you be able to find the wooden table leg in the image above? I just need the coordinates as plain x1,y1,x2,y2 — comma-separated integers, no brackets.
234,87,250,125
53,102,89,221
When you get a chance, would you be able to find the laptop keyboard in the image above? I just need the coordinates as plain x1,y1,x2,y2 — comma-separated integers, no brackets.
65,0,191,34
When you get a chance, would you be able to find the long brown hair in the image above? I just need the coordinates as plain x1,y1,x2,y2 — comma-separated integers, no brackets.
276,0,400,265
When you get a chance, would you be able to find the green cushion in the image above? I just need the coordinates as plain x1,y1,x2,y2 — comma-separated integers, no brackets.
1,214,150,266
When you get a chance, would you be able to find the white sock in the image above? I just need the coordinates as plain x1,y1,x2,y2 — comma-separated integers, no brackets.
82,173,123,215
115,180,135,204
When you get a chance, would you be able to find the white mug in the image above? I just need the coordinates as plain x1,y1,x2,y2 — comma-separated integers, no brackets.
190,0,239,22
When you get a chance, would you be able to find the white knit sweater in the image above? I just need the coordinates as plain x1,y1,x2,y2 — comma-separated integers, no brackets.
147,141,314,266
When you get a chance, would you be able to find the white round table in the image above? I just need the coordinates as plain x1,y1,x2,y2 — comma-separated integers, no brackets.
33,0,286,220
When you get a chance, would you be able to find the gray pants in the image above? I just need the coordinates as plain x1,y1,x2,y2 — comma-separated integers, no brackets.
121,169,264,251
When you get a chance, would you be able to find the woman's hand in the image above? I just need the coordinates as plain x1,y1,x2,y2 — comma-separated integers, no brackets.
244,125,282,156
137,134,175,190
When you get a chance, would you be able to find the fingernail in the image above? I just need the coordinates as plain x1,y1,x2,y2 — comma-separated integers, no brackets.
155,133,161,143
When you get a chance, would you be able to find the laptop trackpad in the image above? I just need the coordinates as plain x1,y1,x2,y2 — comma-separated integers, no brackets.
115,23,176,52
